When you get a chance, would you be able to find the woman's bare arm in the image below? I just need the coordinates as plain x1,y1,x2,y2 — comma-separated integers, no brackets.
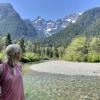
0,64,3,77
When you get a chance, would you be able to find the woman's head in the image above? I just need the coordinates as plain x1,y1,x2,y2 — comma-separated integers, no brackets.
6,44,22,61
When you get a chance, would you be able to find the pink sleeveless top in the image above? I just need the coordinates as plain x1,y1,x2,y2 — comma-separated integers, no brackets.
0,63,25,100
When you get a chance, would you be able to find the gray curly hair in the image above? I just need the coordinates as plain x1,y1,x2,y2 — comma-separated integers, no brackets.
6,44,22,57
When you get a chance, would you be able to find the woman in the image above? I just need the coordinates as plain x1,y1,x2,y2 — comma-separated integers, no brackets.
0,44,25,100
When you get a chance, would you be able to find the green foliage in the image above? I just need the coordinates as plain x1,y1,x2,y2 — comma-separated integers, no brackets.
63,37,87,61
0,51,5,61
63,36,100,62
87,37,100,62
87,52,100,62
21,52,41,63
40,46,60,59
0,36,5,51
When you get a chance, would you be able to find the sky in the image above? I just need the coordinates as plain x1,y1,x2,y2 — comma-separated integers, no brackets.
0,0,100,20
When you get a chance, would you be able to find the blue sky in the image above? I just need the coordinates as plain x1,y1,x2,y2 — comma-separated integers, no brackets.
0,0,100,20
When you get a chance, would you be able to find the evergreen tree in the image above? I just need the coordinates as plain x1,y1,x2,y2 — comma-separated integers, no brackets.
41,47,45,57
33,42,38,53
19,38,25,54
58,46,65,58
52,47,59,58
26,41,33,52
5,33,12,46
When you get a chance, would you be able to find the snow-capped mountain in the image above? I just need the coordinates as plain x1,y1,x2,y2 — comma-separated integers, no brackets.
32,13,82,37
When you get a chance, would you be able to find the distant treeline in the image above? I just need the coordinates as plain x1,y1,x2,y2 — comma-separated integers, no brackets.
0,33,100,62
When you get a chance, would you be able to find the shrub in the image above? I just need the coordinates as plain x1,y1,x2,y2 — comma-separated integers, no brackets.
21,52,41,63
63,36,100,62
63,36,87,62
87,52,100,62
0,51,5,62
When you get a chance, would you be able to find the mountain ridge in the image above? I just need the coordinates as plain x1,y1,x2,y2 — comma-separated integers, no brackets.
0,3,42,41
41,7,100,47
32,13,81,37
0,3,81,41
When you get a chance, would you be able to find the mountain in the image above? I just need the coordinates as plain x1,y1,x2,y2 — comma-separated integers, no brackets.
0,3,82,41
32,13,81,37
41,7,100,47
0,3,43,41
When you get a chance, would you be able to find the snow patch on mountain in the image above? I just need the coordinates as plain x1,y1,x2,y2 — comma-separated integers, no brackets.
32,13,82,37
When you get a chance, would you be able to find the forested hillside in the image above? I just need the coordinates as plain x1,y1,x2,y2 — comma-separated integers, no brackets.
0,3,42,41
42,7,100,47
